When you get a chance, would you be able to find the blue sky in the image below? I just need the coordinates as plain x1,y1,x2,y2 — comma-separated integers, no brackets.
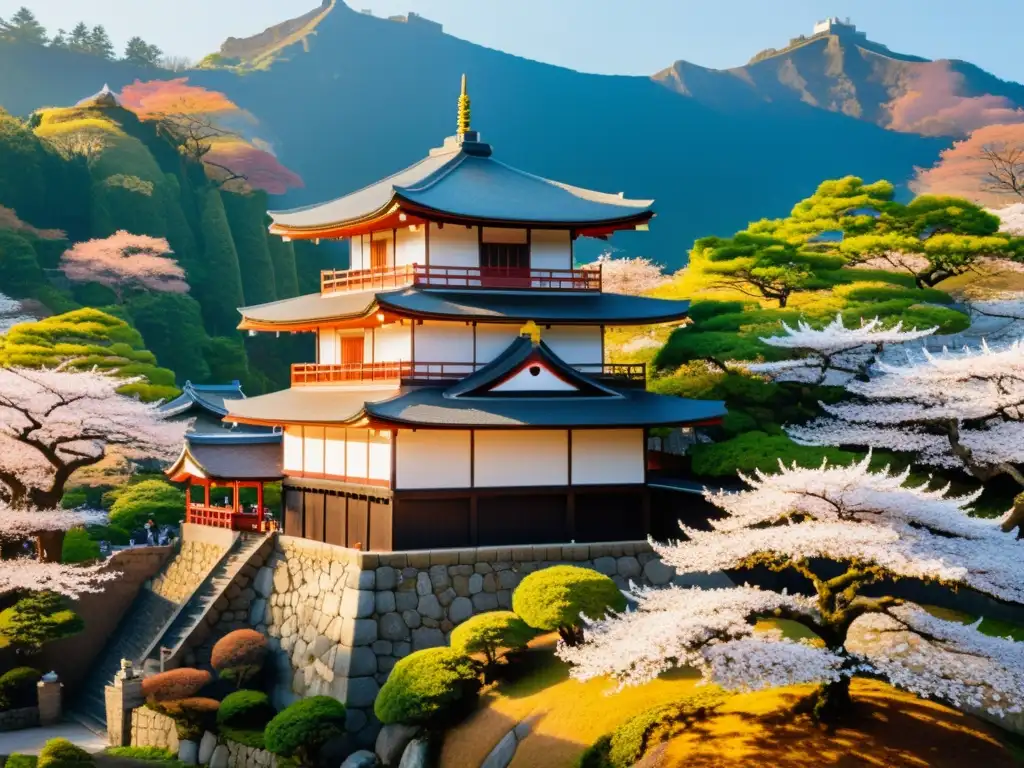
3,0,1021,82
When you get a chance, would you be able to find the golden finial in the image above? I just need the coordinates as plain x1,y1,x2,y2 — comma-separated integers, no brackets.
457,73,471,136
520,320,541,344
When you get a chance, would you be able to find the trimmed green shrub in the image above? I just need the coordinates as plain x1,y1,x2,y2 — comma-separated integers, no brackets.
512,566,626,646
102,746,176,761
126,292,212,384
222,190,277,306
150,697,220,741
37,737,93,767
61,528,100,564
4,754,39,768
0,667,42,711
217,690,274,731
449,611,537,667
264,696,347,767
197,189,244,335
577,691,728,768
374,648,481,727
0,593,83,653
141,668,210,702
107,479,185,531
0,230,45,298
211,630,268,688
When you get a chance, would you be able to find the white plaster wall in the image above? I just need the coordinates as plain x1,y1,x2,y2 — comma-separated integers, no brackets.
544,326,603,365
482,227,527,244
395,226,426,267
531,229,572,270
345,432,368,479
325,428,346,476
368,431,391,482
415,321,474,363
318,330,338,365
349,236,365,271
475,430,569,487
303,427,326,474
475,323,521,363
490,364,577,392
571,429,645,485
283,427,303,473
368,323,412,363
428,223,479,270
396,429,471,489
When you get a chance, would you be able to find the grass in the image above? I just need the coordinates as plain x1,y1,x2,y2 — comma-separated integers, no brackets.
923,605,1024,641
440,624,1021,768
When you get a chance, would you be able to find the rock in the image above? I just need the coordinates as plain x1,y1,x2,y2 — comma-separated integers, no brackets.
358,570,376,589
415,573,432,596
209,744,229,768
474,562,493,574
375,723,420,766
643,558,675,586
482,573,497,593
472,592,499,611
417,594,444,620
335,675,380,708
376,591,397,614
411,626,445,651
394,641,412,657
178,739,199,765
322,592,341,616
335,645,379,677
497,570,520,590
376,566,398,590
452,574,470,596
429,564,451,590
273,567,290,593
342,750,380,768
398,738,430,768
342,589,376,619
593,556,617,575
280,615,297,638
380,612,411,641
253,567,274,598
448,596,473,624
497,590,512,609
309,634,333,659
437,587,457,607
395,591,418,611
468,573,484,594
248,598,267,627
348,618,379,646
372,639,394,655
346,707,369,734
402,609,421,629
481,729,518,768
617,556,642,579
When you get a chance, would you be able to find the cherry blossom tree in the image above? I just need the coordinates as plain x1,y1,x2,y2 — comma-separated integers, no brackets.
0,559,117,598
558,455,1024,723
0,367,188,515
787,339,1024,534
744,314,938,385
584,254,671,296
60,231,188,300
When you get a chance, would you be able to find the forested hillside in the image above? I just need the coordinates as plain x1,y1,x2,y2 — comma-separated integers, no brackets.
0,94,326,395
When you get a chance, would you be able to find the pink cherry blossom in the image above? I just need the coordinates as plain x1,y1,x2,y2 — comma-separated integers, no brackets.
0,558,117,598
60,231,188,299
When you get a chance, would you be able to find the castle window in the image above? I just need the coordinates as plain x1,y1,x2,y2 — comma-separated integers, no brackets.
480,242,529,272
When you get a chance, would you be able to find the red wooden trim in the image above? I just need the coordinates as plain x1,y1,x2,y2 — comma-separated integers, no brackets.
291,361,410,385
319,263,601,295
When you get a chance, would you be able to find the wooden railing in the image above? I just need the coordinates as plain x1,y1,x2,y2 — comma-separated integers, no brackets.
186,504,274,532
320,263,602,295
291,361,411,385
291,360,646,386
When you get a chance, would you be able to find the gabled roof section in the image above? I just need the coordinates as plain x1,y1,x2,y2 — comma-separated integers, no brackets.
445,337,620,398
166,433,283,482
159,380,246,418
223,386,401,426
267,133,654,239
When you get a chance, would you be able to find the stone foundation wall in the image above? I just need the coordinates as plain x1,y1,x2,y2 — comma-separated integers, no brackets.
192,536,674,749
225,739,278,767
151,539,230,603
131,706,179,753
0,706,39,732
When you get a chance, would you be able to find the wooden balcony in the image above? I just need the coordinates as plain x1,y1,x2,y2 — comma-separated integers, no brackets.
185,503,276,532
320,263,602,295
291,361,646,387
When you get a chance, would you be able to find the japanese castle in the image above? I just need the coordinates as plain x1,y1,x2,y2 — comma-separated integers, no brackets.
168,77,725,551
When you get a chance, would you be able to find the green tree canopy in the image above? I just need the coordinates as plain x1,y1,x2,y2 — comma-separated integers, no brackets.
86,25,115,60
0,592,84,653
67,22,90,53
123,36,163,67
512,565,627,646
0,7,48,45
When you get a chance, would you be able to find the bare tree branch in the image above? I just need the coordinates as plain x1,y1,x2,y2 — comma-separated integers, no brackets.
980,143,1024,200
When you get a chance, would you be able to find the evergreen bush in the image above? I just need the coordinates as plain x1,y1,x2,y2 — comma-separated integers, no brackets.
211,630,268,688
61,528,100,563
512,566,626,646
374,648,481,727
264,696,347,767
140,668,210,702
37,737,93,767
449,611,536,668
217,690,274,749
107,479,185,531
0,667,41,711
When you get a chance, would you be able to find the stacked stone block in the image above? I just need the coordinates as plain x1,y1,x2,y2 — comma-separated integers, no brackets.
150,540,229,603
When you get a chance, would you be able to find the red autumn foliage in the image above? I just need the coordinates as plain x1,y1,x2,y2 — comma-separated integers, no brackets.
206,142,303,195
120,78,239,117
0,205,66,240
141,668,211,702
211,628,268,683
154,696,221,718
911,122,1024,205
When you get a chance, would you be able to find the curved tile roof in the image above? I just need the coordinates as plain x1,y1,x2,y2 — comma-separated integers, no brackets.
237,287,689,329
268,135,653,233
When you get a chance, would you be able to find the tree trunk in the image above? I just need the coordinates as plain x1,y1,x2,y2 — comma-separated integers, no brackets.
36,530,65,563
778,295,788,308
807,676,852,726
557,625,585,647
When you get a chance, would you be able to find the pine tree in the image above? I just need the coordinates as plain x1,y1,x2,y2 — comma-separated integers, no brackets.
123,36,162,67
86,25,114,60
49,28,67,48
266,232,299,299
67,22,89,53
0,7,48,45
222,190,277,306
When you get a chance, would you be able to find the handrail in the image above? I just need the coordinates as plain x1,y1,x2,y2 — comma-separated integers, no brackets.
320,263,602,295
291,361,411,385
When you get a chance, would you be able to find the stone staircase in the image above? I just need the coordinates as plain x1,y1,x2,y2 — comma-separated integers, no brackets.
71,533,267,729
